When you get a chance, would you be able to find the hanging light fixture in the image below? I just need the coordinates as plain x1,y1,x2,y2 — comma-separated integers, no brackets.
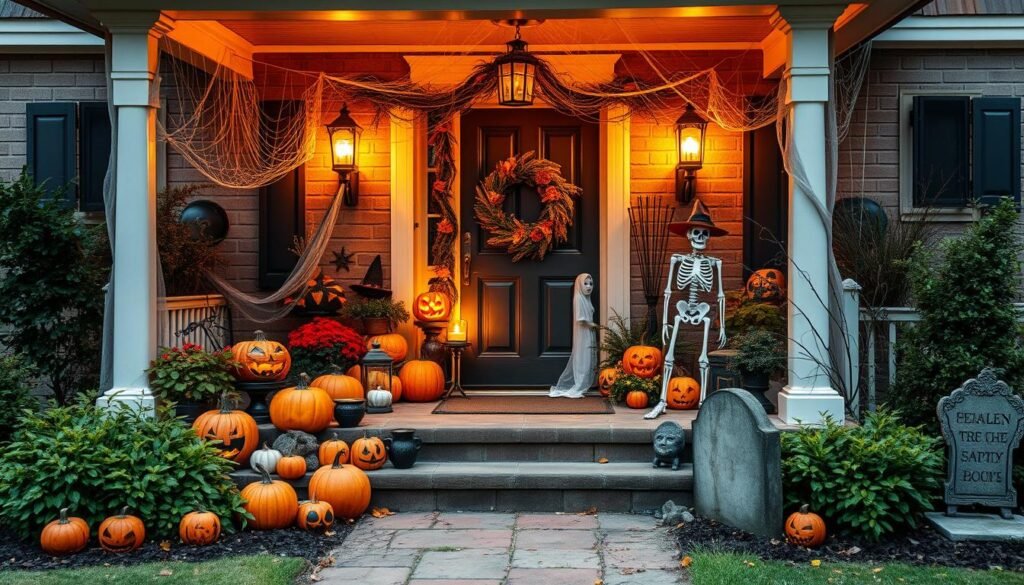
495,22,538,107
326,104,362,206
675,104,709,204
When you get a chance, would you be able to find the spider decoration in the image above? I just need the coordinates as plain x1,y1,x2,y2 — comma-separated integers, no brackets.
332,247,355,272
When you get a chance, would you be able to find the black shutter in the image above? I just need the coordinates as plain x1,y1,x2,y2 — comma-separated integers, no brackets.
25,102,76,205
972,96,1021,207
258,101,306,289
78,102,111,213
912,95,970,207
743,120,787,277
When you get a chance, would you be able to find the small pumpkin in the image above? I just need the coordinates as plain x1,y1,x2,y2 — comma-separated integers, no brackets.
179,508,221,546
296,493,335,533
231,330,291,381
318,439,350,467
308,450,372,520
746,268,786,304
785,504,827,548
312,367,364,401
598,368,619,397
667,376,700,410
625,390,649,409
98,507,145,553
622,345,663,379
276,455,307,480
398,359,445,402
351,434,388,471
250,442,283,474
192,392,260,464
40,508,89,556
241,463,299,530
413,291,451,322
269,373,335,433
347,365,403,400
367,333,409,363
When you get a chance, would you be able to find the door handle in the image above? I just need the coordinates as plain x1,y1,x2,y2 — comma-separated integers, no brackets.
462,231,472,287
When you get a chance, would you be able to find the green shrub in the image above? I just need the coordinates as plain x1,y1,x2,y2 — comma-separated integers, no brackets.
730,330,786,376
609,372,661,405
0,354,39,442
724,292,786,342
781,410,943,541
600,311,651,369
339,298,411,326
888,199,1024,429
147,343,237,403
0,398,248,539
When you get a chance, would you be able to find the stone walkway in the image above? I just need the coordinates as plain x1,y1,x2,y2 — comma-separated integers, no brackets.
318,512,686,585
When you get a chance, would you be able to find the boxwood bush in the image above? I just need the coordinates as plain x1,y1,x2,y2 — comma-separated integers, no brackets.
781,410,943,541
0,399,248,539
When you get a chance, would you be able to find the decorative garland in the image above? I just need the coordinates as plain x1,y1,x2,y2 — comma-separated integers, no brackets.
473,152,581,262
427,121,458,302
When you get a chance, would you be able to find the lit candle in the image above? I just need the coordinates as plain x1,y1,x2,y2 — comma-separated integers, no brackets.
448,319,467,343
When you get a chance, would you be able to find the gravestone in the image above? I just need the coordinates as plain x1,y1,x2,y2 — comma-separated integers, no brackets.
693,388,782,537
937,368,1024,519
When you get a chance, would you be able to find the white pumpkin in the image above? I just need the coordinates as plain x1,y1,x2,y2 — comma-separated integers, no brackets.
249,442,282,474
366,388,393,409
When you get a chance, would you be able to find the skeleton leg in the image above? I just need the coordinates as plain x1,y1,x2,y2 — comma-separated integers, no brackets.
698,316,711,405
645,313,684,420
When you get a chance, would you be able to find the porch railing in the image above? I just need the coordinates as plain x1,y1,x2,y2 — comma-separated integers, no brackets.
159,294,232,351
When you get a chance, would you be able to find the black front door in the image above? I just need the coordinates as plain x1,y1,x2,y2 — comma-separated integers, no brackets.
459,109,599,388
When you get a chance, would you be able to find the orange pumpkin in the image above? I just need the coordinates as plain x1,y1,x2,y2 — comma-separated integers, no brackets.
785,504,827,548
296,494,335,533
308,451,372,520
667,376,701,410
625,390,649,409
622,345,663,379
241,463,299,530
269,373,335,433
598,368,619,397
398,360,445,402
746,268,786,303
413,291,452,322
231,330,291,381
367,333,409,363
98,507,145,553
276,455,307,480
192,393,260,464
318,439,350,467
179,509,221,546
312,368,364,401
40,508,89,556
351,434,388,471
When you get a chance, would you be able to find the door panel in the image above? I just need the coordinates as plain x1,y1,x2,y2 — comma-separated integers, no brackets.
460,109,599,387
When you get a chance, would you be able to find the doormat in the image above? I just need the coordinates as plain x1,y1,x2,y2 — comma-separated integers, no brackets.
432,395,615,415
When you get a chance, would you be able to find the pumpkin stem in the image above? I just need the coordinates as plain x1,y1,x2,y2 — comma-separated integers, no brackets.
219,391,233,413
329,363,342,375
298,373,310,389
253,462,273,484
119,506,130,518
331,449,346,469
254,330,267,341
799,504,810,514
58,508,70,524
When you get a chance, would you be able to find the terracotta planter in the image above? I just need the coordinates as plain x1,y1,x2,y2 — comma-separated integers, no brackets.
363,317,391,336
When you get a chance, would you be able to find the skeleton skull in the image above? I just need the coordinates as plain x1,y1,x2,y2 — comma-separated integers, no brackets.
687,227,710,251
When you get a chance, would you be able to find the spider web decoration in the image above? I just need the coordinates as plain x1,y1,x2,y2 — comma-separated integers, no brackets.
331,247,355,273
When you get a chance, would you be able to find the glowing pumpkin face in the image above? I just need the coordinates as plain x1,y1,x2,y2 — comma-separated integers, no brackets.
232,331,291,381
413,291,451,322
598,368,619,397
667,376,700,410
746,268,786,303
622,345,663,379
351,435,387,471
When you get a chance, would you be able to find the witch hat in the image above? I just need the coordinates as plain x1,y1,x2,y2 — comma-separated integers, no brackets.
351,255,392,298
668,199,729,237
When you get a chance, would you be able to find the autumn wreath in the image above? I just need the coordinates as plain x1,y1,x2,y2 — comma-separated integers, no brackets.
474,151,581,262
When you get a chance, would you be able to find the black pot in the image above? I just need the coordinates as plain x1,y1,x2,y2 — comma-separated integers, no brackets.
334,399,366,428
174,400,213,424
235,380,288,424
741,372,776,414
385,429,422,469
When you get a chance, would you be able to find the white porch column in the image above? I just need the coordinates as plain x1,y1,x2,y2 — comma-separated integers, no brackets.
772,6,846,425
97,13,171,414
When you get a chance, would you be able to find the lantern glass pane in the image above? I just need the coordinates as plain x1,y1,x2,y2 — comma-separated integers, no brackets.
332,127,355,168
365,365,391,392
678,126,703,165
499,62,513,103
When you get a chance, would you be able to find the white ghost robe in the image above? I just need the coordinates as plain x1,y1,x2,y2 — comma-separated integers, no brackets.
549,273,597,398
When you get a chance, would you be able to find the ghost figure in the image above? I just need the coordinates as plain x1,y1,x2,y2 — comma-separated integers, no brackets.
549,273,599,399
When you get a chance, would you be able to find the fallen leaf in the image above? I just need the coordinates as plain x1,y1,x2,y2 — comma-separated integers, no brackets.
309,573,322,582
159,540,172,552
578,507,597,516
371,507,395,518
158,569,173,577
324,530,336,537
872,568,883,574
594,580,604,585
811,560,822,568
620,568,637,575
680,555,692,568
598,457,609,464
744,560,756,568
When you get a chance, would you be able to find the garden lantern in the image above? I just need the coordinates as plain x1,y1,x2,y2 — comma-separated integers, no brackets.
447,319,467,343
675,104,708,204
327,104,362,206
361,341,394,413
495,23,538,107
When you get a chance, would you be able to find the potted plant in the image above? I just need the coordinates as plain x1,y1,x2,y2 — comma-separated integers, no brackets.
147,343,238,423
287,317,368,379
340,298,411,336
730,330,786,413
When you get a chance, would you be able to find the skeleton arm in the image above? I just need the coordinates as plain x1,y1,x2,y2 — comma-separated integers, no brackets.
715,258,727,348
662,255,682,345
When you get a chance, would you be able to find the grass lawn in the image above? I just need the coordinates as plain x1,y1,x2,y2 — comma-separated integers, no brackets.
0,555,306,585
690,551,1024,585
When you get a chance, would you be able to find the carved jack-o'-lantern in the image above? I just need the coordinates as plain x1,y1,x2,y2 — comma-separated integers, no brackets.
192,394,260,464
745,268,786,304
413,291,451,322
622,345,663,379
290,270,348,315
598,368,619,397
98,507,145,553
785,504,827,548
231,330,291,382
296,495,335,533
351,435,387,471
179,510,221,546
667,376,700,410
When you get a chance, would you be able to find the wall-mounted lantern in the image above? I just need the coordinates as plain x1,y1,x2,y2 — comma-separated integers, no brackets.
495,23,538,107
327,104,361,206
675,104,708,204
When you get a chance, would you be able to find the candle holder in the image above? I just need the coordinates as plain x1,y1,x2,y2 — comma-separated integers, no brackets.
443,340,471,400
414,320,448,371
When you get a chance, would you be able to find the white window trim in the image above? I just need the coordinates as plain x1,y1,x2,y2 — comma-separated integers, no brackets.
898,88,981,222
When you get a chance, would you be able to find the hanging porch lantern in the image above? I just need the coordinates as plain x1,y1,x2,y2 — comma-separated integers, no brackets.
675,104,708,204
327,104,362,206
495,23,538,107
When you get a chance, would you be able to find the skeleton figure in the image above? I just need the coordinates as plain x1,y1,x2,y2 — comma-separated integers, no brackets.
645,201,728,420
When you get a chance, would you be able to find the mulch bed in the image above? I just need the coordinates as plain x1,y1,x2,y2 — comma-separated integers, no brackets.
0,522,354,572
675,515,1024,571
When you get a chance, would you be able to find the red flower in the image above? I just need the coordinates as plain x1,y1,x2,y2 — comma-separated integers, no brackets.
437,218,454,234
529,227,545,242
512,226,527,244
433,180,447,193
535,170,553,185
541,186,560,203
288,317,365,358
539,220,554,236
497,157,517,177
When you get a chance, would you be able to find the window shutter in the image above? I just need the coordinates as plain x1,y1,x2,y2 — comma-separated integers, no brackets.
25,102,76,206
972,96,1021,207
912,95,970,207
78,102,111,213
258,101,306,289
